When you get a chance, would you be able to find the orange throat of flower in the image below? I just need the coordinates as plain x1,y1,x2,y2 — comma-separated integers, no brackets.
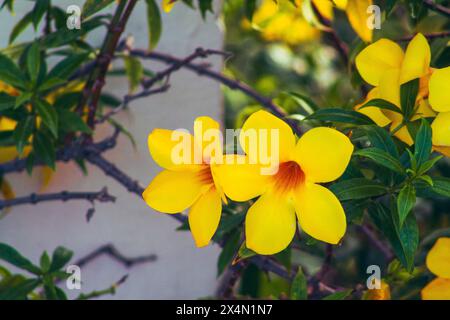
272,161,305,196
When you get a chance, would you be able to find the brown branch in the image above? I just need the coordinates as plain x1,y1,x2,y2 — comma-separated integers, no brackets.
128,48,303,136
95,83,171,124
359,224,395,261
0,187,115,211
74,244,157,269
423,0,450,17
216,261,248,299
77,0,138,131
0,127,119,176
397,30,450,42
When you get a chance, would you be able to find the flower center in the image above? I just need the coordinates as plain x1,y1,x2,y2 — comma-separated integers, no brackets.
198,165,214,185
272,161,305,194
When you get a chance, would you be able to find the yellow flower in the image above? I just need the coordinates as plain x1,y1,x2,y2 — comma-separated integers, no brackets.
250,0,373,44
250,0,320,45
142,116,226,247
315,0,373,43
364,280,391,300
355,33,450,157
162,0,177,13
215,110,353,255
422,237,450,300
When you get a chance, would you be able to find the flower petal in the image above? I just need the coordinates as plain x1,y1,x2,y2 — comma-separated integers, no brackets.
433,145,450,158
213,155,270,202
346,0,373,43
391,121,413,146
378,68,403,123
313,0,334,20
422,278,450,300
400,33,431,84
426,237,450,279
245,192,296,255
194,116,222,163
429,67,450,112
355,88,391,127
240,110,296,163
355,39,404,86
188,187,222,247
162,0,176,12
142,170,206,213
293,183,346,244
333,0,348,10
294,127,353,183
431,112,450,147
148,129,199,171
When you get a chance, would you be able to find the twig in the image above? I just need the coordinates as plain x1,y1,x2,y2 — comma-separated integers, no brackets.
142,47,231,89
423,0,450,17
76,274,129,300
128,48,303,136
95,84,170,124
397,30,450,41
0,187,115,210
216,261,248,299
0,127,120,176
77,0,138,130
74,244,157,269
359,224,395,261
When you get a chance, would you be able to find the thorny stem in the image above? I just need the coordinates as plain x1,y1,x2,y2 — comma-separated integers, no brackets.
77,0,138,131
128,48,303,136
74,244,157,269
0,187,115,210
423,0,450,17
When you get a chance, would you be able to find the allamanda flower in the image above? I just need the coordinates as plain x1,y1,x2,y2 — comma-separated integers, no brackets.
215,110,353,255
142,116,226,247
250,0,373,45
421,237,450,300
355,33,450,157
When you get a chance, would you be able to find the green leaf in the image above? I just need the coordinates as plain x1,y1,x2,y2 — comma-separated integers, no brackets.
245,0,257,21
417,156,442,175
37,77,66,92
0,92,16,111
47,53,89,80
235,241,256,262
306,108,375,125
33,131,56,169
0,53,27,89
39,251,51,273
124,56,143,93
145,0,162,50
284,91,318,114
35,100,58,138
359,98,403,115
213,212,245,241
82,0,115,19
14,92,32,109
290,267,307,300
0,243,41,274
362,125,399,159
9,11,32,44
49,247,73,273
13,116,34,155
369,202,418,271
397,184,416,228
414,119,432,167
0,278,41,300
0,130,14,147
31,0,49,29
58,109,92,134
330,178,387,201
430,177,450,197
322,289,353,300
26,42,41,83
354,148,405,173
217,230,240,276
400,78,419,119
198,0,213,19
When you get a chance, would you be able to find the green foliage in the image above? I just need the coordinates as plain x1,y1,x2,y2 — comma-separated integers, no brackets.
145,0,162,50
290,268,307,300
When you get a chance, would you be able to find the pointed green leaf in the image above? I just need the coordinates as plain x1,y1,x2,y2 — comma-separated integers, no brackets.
354,148,405,173
397,183,416,228
145,0,162,50
290,267,307,300
35,100,58,138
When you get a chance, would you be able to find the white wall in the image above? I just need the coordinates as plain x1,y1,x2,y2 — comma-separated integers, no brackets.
0,0,224,299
